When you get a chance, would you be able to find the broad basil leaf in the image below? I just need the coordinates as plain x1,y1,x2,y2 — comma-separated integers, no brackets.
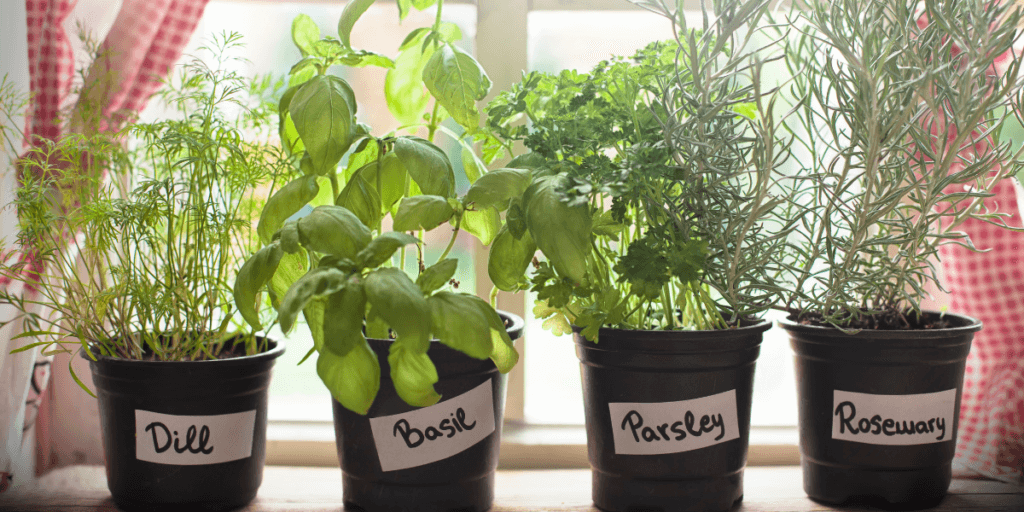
297,205,371,259
387,342,441,407
392,136,455,197
268,251,308,310
360,152,407,213
291,14,320,56
427,291,492,359
336,164,383,229
357,232,420,269
339,49,395,69
278,267,348,333
317,338,380,415
278,84,305,155
345,138,379,181
303,298,326,352
385,35,434,127
484,303,519,373
459,206,500,246
290,75,357,175
258,175,319,244
363,267,430,353
233,243,284,330
280,221,301,254
416,258,457,294
524,176,591,284
488,227,536,291
506,152,548,171
461,144,486,184
464,168,531,209
338,0,376,48
393,195,455,232
322,278,369,357
422,43,491,129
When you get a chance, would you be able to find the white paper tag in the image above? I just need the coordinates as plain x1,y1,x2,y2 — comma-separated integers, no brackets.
607,390,741,455
135,410,256,465
369,380,495,472
832,389,957,445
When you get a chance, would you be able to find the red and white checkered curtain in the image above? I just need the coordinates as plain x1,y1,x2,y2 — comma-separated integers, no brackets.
941,178,1024,483
9,0,209,477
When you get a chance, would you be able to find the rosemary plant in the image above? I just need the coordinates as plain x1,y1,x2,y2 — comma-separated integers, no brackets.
0,34,287,380
486,0,792,340
781,0,1024,329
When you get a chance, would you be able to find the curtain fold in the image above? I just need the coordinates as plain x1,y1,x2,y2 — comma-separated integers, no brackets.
941,177,1024,483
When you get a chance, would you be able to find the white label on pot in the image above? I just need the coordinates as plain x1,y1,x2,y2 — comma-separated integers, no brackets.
369,380,495,472
135,410,256,465
832,389,957,445
608,390,740,455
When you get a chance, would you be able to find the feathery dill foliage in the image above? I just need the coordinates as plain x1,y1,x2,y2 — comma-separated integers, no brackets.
781,0,1024,329
487,0,791,339
0,33,289,367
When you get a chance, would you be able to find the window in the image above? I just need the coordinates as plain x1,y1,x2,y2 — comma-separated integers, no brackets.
164,0,802,465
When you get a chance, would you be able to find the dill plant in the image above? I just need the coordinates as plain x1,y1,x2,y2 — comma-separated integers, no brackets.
486,0,792,340
0,33,288,379
780,0,1024,329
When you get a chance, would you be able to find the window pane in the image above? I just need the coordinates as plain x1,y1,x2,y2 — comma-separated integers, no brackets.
522,10,798,427
176,1,479,422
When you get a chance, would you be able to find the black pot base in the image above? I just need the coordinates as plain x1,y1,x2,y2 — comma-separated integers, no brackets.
342,472,494,512
802,458,950,510
592,469,743,512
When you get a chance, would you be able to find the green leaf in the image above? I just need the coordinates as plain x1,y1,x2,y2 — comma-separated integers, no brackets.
461,144,486,184
479,299,518,372
322,277,368,357
339,0,376,48
464,168,531,210
290,75,357,175
279,84,306,155
297,205,372,259
345,138,379,181
289,57,319,77
269,251,309,310
387,342,441,407
422,43,491,129
524,176,591,284
258,175,319,244
233,243,284,330
280,221,301,254
336,164,383,229
460,206,500,246
488,227,536,291
385,39,435,127
357,232,420,268
398,0,438,20
317,338,380,415
416,258,458,294
363,152,407,212
304,298,327,353
506,152,548,171
364,267,431,352
278,267,348,333
427,292,493,359
435,22,462,43
392,136,455,197
393,195,455,232
400,28,430,51
365,304,390,339
340,50,396,69
291,14,320,56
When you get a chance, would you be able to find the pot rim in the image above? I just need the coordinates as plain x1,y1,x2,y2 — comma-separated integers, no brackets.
778,310,981,340
84,335,284,367
576,317,772,340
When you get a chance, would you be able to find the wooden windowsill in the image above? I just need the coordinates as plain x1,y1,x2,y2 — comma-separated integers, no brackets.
3,465,1022,511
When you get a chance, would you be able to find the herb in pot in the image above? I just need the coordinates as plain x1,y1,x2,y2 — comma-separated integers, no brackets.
0,34,287,381
779,0,1024,329
234,0,522,415
485,0,794,340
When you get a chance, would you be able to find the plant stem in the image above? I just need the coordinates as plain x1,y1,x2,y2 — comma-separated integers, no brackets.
437,213,462,262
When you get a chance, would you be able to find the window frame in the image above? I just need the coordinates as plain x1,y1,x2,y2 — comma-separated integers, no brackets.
255,0,801,468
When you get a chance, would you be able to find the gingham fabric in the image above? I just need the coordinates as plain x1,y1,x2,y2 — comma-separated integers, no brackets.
13,0,210,476
941,177,1024,483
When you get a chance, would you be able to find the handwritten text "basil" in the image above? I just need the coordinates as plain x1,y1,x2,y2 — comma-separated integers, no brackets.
393,408,477,448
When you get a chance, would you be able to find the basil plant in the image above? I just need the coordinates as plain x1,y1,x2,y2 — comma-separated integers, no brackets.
233,1,522,415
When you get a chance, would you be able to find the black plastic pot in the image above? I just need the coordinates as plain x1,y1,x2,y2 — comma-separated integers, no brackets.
780,312,980,510
333,311,525,512
574,320,770,512
86,338,284,511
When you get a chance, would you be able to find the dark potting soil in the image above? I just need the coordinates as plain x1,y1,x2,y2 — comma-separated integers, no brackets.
794,309,955,331
127,340,264,361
